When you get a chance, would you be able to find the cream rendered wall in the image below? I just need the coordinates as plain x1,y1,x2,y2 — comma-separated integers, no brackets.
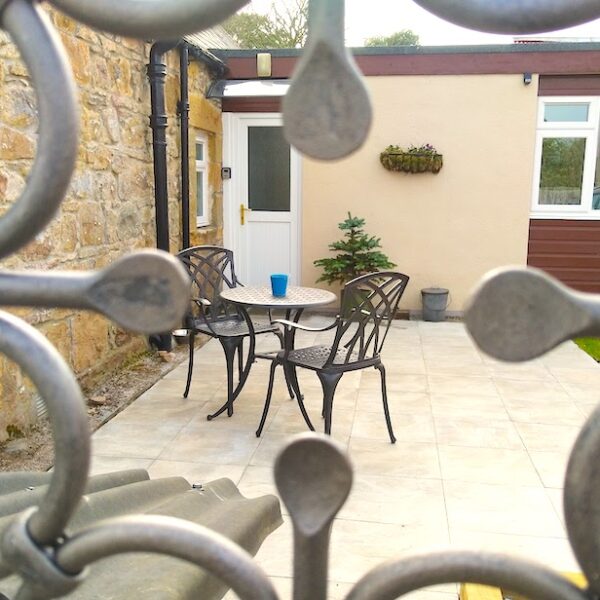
301,74,539,312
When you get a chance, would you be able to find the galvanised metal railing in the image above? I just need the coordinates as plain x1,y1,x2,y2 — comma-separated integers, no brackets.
0,1,600,598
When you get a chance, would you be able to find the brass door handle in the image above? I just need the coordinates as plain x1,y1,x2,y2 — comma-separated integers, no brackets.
240,204,252,225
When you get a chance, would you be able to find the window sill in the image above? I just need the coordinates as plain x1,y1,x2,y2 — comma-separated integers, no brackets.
530,212,600,220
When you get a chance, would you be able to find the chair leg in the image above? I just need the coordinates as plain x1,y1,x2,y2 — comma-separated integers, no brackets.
285,363,314,431
274,329,294,400
317,372,343,436
237,338,244,381
207,338,238,421
376,364,396,443
284,373,295,400
183,332,196,399
256,360,278,437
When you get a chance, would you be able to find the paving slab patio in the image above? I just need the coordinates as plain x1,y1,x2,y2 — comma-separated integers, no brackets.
90,318,598,598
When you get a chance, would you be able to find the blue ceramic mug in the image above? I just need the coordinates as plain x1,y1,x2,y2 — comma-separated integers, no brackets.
270,274,288,297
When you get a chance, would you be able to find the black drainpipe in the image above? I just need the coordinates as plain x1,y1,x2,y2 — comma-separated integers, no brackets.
147,41,178,351
147,41,178,252
178,43,190,250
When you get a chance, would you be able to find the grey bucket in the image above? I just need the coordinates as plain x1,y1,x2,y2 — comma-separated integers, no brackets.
421,287,449,322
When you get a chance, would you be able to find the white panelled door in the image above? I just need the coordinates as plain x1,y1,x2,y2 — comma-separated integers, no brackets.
224,113,300,285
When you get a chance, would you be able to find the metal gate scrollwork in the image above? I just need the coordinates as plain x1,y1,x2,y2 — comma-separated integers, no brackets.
0,0,599,599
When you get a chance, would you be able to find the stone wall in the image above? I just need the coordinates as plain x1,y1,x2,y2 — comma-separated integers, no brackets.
0,7,224,440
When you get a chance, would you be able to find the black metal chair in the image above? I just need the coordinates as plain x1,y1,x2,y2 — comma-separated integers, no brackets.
257,271,410,442
176,246,280,420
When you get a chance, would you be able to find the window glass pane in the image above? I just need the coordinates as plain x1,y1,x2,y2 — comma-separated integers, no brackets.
196,171,204,217
544,103,589,122
195,142,204,161
248,126,290,212
594,126,600,210
539,137,586,206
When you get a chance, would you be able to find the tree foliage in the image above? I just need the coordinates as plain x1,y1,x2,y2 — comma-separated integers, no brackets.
365,29,419,47
314,213,396,286
223,0,308,48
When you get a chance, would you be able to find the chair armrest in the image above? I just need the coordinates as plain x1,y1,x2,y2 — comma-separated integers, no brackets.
273,318,339,332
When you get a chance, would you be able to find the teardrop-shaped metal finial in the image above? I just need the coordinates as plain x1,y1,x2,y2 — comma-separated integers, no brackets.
86,250,191,333
411,0,600,34
274,433,353,600
47,0,249,40
283,0,372,161
564,403,600,597
464,266,600,362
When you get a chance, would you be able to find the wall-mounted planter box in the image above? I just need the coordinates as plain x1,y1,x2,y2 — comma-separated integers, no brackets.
380,147,443,174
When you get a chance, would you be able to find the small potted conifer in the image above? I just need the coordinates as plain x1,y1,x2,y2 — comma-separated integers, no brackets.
314,213,396,312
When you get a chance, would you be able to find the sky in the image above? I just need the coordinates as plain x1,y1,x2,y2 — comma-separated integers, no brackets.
245,0,600,46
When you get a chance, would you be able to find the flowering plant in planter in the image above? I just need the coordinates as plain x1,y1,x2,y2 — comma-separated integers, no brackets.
380,143,443,174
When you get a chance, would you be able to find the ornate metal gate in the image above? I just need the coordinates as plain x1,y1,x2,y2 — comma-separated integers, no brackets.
1,1,600,598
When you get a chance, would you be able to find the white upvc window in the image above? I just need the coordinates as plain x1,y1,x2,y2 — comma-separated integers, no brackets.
195,136,210,227
532,97,600,219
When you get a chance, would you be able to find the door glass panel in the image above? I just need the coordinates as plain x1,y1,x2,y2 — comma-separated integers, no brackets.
248,126,290,211
539,137,586,206
544,103,589,123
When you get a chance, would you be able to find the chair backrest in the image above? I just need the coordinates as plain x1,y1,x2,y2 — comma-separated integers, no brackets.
325,271,409,367
176,246,241,323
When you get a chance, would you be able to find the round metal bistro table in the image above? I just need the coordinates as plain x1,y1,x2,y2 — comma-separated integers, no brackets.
218,285,337,430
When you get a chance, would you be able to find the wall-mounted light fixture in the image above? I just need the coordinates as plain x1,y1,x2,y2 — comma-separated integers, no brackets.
523,72,533,85
257,53,272,78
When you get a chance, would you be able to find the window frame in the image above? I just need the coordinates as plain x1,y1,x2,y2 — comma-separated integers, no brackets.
195,135,210,228
532,96,600,219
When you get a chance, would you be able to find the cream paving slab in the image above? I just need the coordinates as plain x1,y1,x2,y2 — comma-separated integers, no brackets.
438,445,540,486
362,371,429,393
186,403,277,433
486,362,554,381
328,519,451,584
91,420,185,459
268,404,355,439
449,529,579,572
108,402,201,428
224,578,369,600
338,474,447,528
426,363,491,378
514,422,581,454
427,374,499,397
420,335,477,348
493,378,571,402
89,455,153,476
251,431,350,466
352,411,435,443
348,438,441,479
444,480,564,537
430,393,509,421
545,488,565,527
380,358,427,374
357,390,431,415
528,450,569,489
574,400,598,417
88,319,597,596
236,465,283,512
561,381,600,403
549,366,600,384
148,460,246,486
540,343,599,368
502,397,586,427
158,427,262,465
434,418,523,449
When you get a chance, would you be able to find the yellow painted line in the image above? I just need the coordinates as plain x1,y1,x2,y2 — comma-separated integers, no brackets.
460,572,586,600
